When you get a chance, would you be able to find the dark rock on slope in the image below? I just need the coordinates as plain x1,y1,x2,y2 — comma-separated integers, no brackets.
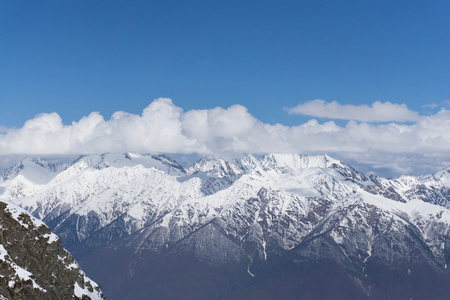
0,201,104,300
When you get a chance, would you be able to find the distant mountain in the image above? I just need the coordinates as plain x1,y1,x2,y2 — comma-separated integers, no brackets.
0,200,104,299
0,157,67,199
3,153,450,299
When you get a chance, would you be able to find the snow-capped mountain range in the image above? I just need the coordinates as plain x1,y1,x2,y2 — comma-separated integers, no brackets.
2,153,450,299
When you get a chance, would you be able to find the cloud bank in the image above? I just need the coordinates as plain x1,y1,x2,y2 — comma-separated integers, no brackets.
1,98,450,176
288,99,420,122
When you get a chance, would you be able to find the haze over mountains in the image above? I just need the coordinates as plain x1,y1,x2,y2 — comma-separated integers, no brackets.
2,153,450,299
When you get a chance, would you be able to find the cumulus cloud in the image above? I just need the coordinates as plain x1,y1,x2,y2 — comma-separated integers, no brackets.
287,99,420,122
2,98,450,176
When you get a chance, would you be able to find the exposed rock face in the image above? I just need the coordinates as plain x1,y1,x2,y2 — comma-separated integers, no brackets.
0,201,105,300
3,153,450,299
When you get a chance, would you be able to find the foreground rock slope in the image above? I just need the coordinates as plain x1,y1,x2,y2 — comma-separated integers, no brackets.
0,200,105,300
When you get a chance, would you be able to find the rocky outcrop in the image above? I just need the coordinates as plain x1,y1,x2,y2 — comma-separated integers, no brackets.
0,201,104,300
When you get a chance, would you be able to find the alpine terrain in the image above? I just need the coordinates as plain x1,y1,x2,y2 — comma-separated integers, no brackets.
2,153,450,299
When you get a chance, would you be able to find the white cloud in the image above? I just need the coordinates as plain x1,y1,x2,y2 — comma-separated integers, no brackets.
287,99,420,122
2,98,450,176
422,103,439,109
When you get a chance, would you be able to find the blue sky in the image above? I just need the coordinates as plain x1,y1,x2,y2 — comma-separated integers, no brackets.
2,0,449,126
1,1,450,176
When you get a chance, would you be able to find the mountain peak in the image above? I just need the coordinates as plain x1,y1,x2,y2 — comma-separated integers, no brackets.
70,153,186,174
185,153,347,178
260,153,343,170
187,155,245,178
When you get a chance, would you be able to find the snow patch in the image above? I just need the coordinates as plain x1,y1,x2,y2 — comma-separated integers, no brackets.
0,244,46,292
74,279,103,300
